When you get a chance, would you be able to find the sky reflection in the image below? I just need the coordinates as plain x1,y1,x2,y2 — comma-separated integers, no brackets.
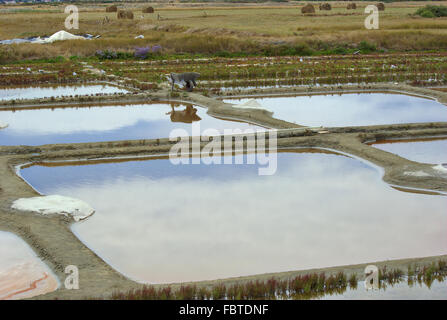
0,103,264,146
0,231,42,271
0,84,128,101
371,138,447,164
224,93,447,127
20,152,447,284
321,278,447,300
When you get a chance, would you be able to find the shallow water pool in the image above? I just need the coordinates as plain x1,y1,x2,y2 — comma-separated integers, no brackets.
0,231,58,300
0,102,265,146
320,278,447,300
224,93,447,127
370,138,447,164
0,84,128,101
19,150,447,284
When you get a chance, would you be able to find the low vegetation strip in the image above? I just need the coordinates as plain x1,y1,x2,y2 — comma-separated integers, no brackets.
107,260,446,300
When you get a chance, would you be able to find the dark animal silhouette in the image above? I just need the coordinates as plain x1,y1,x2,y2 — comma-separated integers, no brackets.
170,72,200,92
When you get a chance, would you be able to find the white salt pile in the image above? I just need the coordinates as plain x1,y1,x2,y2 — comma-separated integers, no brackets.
231,99,269,111
12,195,94,221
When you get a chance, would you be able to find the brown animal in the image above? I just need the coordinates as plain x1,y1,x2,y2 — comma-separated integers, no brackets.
117,10,134,20
142,6,154,13
319,3,332,11
106,5,117,13
377,2,385,11
347,3,357,10
166,104,201,124
301,4,315,14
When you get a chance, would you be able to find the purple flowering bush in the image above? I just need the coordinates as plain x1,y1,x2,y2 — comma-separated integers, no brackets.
134,45,162,59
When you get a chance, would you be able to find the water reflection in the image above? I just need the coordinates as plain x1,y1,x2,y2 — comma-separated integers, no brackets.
166,104,201,123
224,93,447,127
0,231,58,300
321,278,447,300
0,84,128,101
0,102,264,146
20,150,447,284
370,137,447,164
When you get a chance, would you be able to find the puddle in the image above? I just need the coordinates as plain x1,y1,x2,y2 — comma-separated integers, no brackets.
370,138,447,164
0,231,59,300
19,150,447,284
0,84,128,101
320,278,447,300
223,93,447,127
0,102,265,146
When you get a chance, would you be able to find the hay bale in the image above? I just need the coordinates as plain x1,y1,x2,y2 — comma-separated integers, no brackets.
142,6,154,13
319,3,332,10
301,4,315,14
117,10,134,20
106,5,117,13
125,11,134,19
347,3,357,10
377,2,385,11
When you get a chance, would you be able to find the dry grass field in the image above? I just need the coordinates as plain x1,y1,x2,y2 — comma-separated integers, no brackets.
0,1,446,62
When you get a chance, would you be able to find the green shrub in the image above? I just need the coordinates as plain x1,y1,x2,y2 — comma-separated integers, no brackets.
358,41,377,53
416,5,447,18
333,46,349,55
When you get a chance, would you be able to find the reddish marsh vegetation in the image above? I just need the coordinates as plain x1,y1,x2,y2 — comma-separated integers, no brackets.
108,260,447,300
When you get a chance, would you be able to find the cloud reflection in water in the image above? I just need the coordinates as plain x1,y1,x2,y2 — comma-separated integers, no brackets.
20,152,447,284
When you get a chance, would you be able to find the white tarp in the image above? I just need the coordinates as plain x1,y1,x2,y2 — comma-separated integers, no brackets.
1,32,99,45
11,195,94,222
0,121,8,130
32,31,86,44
